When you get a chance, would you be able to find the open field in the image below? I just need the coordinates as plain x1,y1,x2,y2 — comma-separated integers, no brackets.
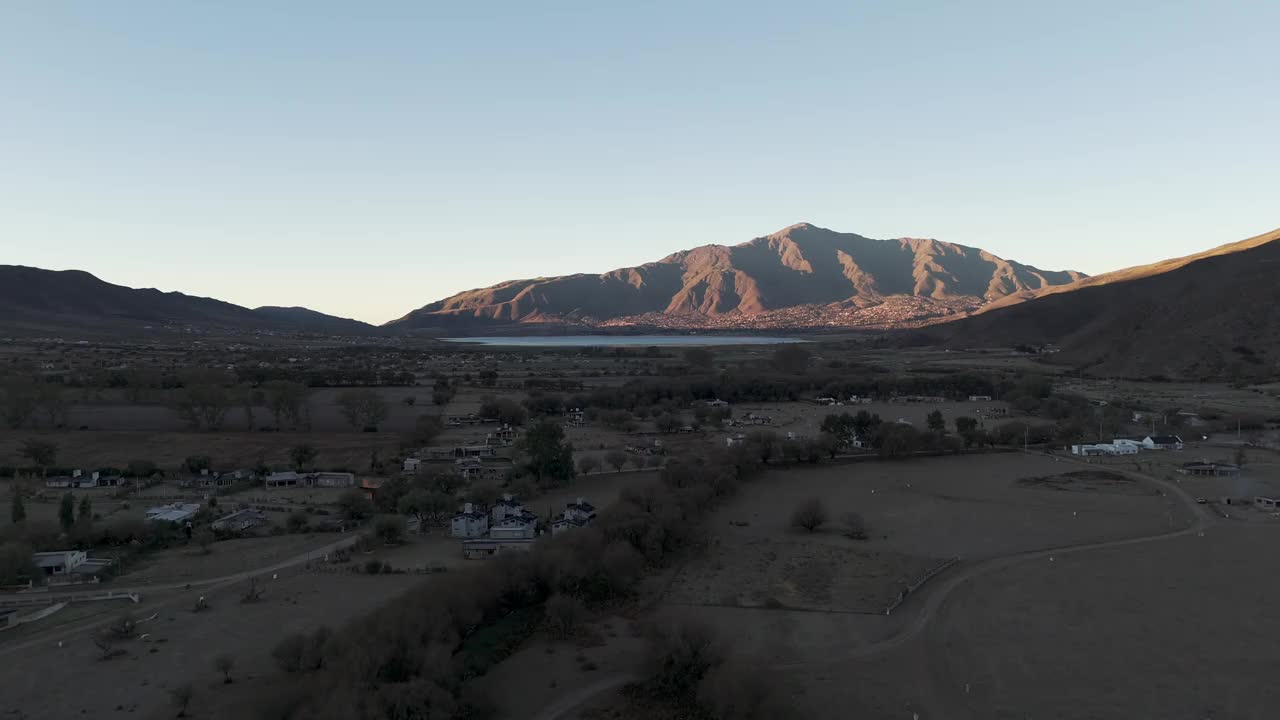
0,570,421,720
0,430,404,472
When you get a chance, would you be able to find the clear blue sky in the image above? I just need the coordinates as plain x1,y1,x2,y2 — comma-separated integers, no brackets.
2,1,1276,324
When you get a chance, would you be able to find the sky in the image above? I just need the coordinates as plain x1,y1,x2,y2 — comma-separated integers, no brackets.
1,1,1277,324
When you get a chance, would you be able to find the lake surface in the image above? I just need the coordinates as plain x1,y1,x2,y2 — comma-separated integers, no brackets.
440,335,807,347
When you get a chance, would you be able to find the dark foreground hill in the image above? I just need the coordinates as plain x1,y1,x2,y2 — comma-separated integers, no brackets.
387,223,1084,331
0,266,377,337
926,227,1280,379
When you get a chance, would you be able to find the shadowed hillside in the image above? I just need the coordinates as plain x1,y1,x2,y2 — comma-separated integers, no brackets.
929,227,1280,379
0,266,378,337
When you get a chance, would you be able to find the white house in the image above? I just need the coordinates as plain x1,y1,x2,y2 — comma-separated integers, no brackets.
1143,435,1184,450
564,497,596,523
1113,439,1144,452
490,515,536,540
1071,444,1111,457
45,470,102,489
210,509,269,533
146,503,201,524
725,433,747,448
32,550,87,576
402,458,424,474
968,395,993,402
265,471,301,488
552,512,588,536
451,503,490,538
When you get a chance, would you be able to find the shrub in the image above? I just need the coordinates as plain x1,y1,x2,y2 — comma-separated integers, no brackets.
790,497,828,533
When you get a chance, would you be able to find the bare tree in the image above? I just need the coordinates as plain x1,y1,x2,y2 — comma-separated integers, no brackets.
170,684,193,717
605,449,628,472
214,653,235,683
790,497,828,533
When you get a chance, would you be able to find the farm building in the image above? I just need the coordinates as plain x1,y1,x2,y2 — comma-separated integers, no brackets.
211,509,270,533
1179,462,1240,477
31,550,87,576
1143,435,1185,450
146,503,201,524
451,503,489,538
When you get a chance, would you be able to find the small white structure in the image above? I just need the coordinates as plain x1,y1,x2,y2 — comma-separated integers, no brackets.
451,503,489,538
264,471,301,489
1071,444,1111,457
45,470,102,489
726,433,747,448
403,458,424,474
32,550,87,576
968,395,993,402
210,509,269,533
1254,496,1280,511
146,503,201,524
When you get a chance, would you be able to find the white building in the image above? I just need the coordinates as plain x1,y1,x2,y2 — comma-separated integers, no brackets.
45,470,103,489
211,509,269,533
146,502,202,524
451,503,490,538
968,395,993,402
32,550,87,576
1143,435,1184,450
725,433,747,448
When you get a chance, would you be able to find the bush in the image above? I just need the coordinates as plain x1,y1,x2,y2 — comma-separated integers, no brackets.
374,515,408,545
544,594,585,638
790,497,828,532
842,511,867,540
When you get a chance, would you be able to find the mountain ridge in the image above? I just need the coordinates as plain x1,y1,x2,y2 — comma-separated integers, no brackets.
0,265,379,337
388,223,1086,330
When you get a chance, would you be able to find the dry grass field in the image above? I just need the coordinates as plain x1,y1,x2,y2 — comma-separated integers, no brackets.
0,570,421,720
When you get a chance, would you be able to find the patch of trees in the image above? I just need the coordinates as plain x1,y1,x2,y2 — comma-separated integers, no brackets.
248,447,769,719
478,396,527,426
516,420,576,487
336,389,389,431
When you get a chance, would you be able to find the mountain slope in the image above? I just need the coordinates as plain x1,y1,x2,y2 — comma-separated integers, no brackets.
388,223,1085,330
0,266,378,336
929,227,1280,378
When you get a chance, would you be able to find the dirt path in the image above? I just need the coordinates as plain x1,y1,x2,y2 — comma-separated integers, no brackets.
0,534,359,657
532,673,637,720
525,452,1222,719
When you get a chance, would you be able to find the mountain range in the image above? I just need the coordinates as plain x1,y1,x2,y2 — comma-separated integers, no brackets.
4,222,1278,380
926,226,1280,379
388,223,1085,331
0,266,375,337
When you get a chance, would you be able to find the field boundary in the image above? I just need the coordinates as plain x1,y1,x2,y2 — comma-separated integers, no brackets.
884,557,959,616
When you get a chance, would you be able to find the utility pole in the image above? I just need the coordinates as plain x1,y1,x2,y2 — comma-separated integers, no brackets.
1024,426,1029,452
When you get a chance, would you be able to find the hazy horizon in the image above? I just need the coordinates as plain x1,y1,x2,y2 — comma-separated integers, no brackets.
3,1,1277,324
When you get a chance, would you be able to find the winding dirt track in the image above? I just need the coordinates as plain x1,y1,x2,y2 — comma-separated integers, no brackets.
537,454,1216,719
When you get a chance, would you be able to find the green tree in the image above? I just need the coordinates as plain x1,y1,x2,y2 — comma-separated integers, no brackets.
0,541,38,585
1,379,39,429
336,389,388,430
478,396,527,426
78,496,93,526
20,439,58,476
10,492,26,524
36,383,68,428
173,382,231,430
397,489,453,527
289,443,318,471
478,369,499,387
605,449,628,472
374,515,408,544
577,454,601,475
516,420,576,486
851,410,880,438
263,380,309,429
403,414,445,448
183,455,212,475
59,492,76,531
747,430,778,464
770,345,812,374
683,348,715,372
926,410,946,432
337,489,374,521
431,378,456,406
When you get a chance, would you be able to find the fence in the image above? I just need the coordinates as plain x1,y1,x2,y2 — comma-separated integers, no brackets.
883,557,959,616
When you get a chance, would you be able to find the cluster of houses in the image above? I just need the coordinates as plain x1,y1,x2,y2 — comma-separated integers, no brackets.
451,494,596,559
403,444,515,483
263,471,357,489
25,550,114,584
45,469,122,489
1071,435,1184,457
